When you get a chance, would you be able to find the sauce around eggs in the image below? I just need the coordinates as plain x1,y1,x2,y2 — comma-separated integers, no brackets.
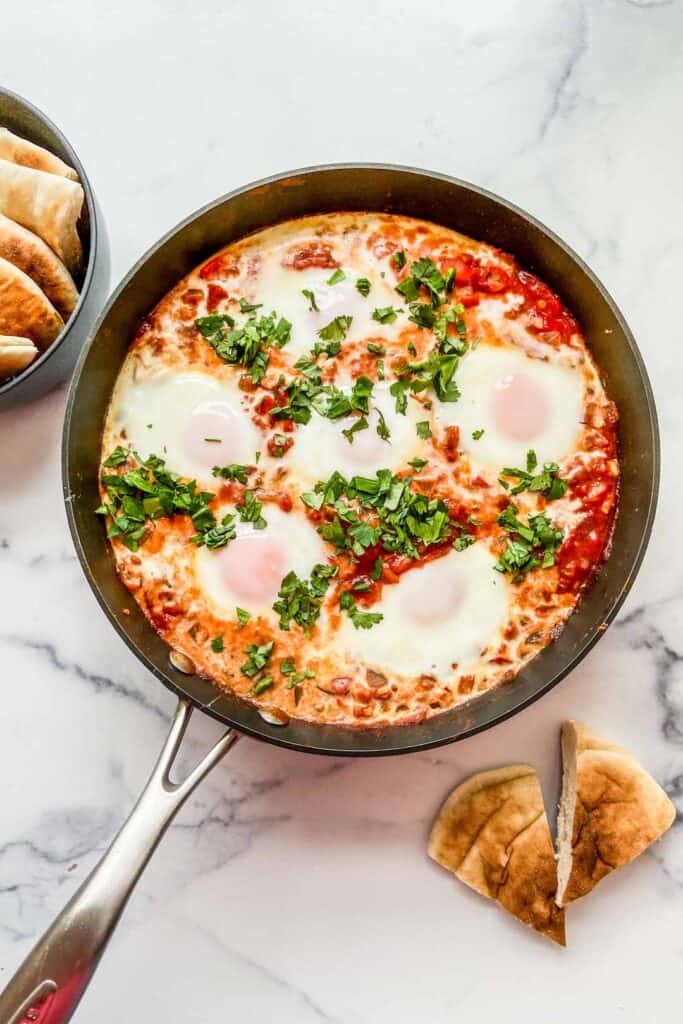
99,213,619,727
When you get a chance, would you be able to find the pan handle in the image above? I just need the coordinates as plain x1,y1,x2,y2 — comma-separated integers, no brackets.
0,698,239,1024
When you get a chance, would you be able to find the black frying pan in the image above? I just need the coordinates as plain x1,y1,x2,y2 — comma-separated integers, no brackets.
0,165,659,1024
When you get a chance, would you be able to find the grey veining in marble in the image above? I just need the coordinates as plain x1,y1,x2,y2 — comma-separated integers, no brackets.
2,1,682,1020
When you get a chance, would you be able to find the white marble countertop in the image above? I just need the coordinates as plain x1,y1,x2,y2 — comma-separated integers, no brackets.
2,0,682,1020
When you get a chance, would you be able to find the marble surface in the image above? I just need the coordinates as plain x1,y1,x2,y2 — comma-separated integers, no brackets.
2,0,682,1020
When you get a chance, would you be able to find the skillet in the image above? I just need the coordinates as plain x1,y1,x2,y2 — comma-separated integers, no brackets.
0,164,659,1023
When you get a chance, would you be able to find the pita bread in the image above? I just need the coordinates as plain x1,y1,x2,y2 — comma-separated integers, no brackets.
556,721,675,906
0,213,78,319
429,765,566,945
0,335,38,379
0,256,64,349
0,127,78,180
0,158,83,273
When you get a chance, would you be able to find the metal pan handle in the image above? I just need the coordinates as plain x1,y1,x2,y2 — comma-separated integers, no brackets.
0,698,239,1024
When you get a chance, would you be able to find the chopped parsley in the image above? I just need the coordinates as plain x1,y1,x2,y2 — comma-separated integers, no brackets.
495,504,564,580
302,288,319,312
97,451,225,552
280,659,315,688
241,640,274,678
252,676,274,696
367,342,386,356
355,277,371,296
375,408,390,441
408,457,428,471
499,450,568,500
391,250,407,269
236,490,267,529
211,636,224,653
453,532,475,552
239,298,263,314
342,417,369,445
272,564,337,633
472,429,485,441
327,268,346,285
416,420,432,439
371,556,384,580
339,591,383,630
302,469,454,560
212,463,254,485
317,315,352,344
195,310,291,384
371,306,401,325
236,607,251,627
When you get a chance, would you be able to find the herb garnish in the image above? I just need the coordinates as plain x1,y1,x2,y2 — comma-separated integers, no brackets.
499,450,568,500
472,429,485,440
236,490,267,529
236,607,251,627
211,636,224,653
272,564,337,633
416,420,432,439
495,504,564,580
212,463,254,485
355,277,371,297
339,591,384,629
372,306,401,325
302,288,319,311
196,310,291,384
317,315,352,344
342,417,369,444
391,250,407,269
241,640,274,678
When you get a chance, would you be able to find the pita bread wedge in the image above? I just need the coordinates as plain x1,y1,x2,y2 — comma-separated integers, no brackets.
0,335,38,379
0,127,78,180
0,256,64,349
0,158,83,273
0,213,78,319
556,721,675,906
429,765,566,945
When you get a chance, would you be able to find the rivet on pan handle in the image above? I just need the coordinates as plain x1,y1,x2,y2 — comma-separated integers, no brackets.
0,699,239,1024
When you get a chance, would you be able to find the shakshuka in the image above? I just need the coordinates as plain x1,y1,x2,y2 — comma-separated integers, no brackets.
99,213,618,727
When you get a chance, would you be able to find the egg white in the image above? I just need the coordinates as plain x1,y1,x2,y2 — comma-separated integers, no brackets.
286,379,425,485
338,543,510,679
110,369,261,487
195,503,329,618
247,250,406,361
435,342,584,471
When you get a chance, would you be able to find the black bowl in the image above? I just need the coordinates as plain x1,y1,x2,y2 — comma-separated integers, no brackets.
0,87,110,409
64,164,659,755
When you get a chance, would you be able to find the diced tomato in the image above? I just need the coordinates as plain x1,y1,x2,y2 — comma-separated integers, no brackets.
206,283,228,313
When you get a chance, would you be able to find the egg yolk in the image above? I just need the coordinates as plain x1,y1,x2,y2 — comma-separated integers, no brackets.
402,562,465,625
215,533,286,605
182,403,244,468
491,372,550,442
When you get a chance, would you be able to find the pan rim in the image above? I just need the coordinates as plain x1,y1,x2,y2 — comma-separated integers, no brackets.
62,162,660,756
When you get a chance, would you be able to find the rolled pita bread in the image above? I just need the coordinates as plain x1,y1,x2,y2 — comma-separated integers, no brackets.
429,765,566,945
0,127,78,180
0,158,83,274
0,256,64,349
0,213,78,319
0,335,38,379
556,721,675,906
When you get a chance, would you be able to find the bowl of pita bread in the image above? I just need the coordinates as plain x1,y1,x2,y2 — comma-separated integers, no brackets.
0,87,109,409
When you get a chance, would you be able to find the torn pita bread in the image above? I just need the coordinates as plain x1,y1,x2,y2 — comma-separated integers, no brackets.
429,765,566,945
0,256,64,349
0,213,78,319
0,335,38,379
0,127,78,180
556,721,675,906
0,158,83,273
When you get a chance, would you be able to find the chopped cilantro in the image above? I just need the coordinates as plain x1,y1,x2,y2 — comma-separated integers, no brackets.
375,408,390,441
408,457,428,471
371,556,384,580
196,310,291,383
211,636,224,653
367,342,386,356
408,303,436,329
280,658,295,676
327,268,346,285
239,298,263,314
499,450,568,500
102,446,130,468
356,277,371,297
391,250,407,269
453,532,475,552
252,676,274,696
416,420,432,439
472,429,485,441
